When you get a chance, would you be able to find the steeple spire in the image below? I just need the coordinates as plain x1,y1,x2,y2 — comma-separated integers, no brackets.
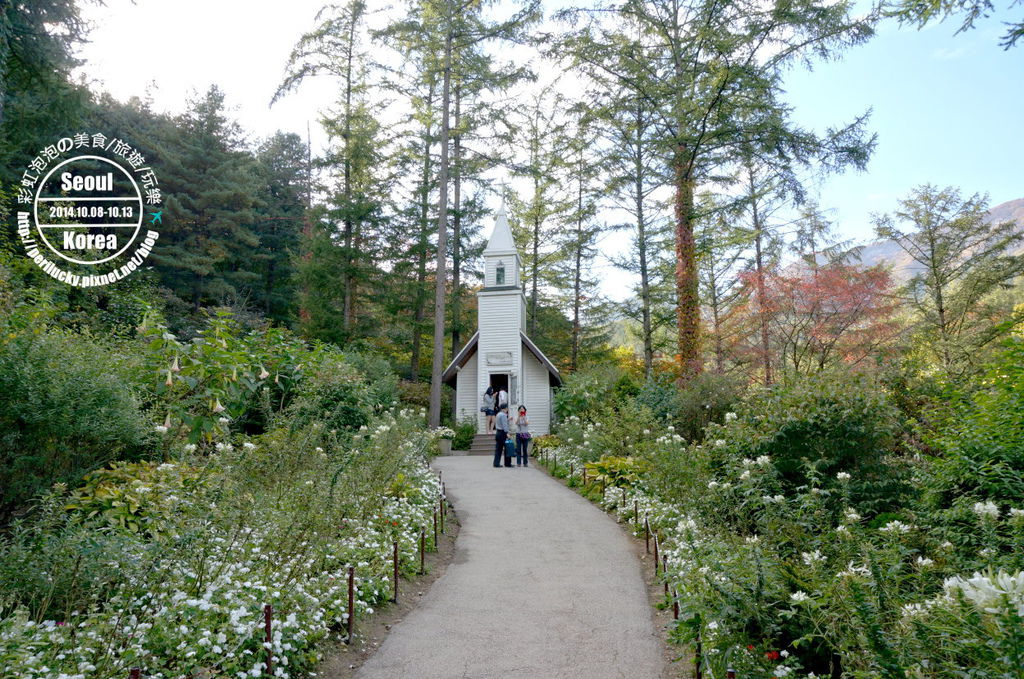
484,186,516,254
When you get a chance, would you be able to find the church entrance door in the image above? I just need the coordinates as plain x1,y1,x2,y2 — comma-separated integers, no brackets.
489,373,509,397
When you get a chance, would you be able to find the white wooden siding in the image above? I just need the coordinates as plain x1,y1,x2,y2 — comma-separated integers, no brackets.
484,253,520,288
476,290,524,433
454,351,479,430
522,348,552,435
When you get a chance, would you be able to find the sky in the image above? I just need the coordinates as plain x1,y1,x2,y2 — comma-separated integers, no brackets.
74,0,1024,301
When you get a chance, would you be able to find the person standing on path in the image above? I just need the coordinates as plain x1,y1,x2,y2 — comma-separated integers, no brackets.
493,404,510,468
514,405,531,467
481,386,496,434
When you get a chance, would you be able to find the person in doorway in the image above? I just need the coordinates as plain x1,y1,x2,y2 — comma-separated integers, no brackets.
481,386,496,434
497,384,509,412
514,405,531,467
493,404,510,468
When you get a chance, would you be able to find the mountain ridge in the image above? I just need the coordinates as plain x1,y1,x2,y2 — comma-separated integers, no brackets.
838,197,1024,281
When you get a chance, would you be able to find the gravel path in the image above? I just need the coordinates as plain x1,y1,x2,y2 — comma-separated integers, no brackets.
354,455,666,679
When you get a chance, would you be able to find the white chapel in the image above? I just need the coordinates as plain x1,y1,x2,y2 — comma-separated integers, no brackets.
442,202,562,435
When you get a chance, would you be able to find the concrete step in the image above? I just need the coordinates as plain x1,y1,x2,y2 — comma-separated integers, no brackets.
453,433,504,456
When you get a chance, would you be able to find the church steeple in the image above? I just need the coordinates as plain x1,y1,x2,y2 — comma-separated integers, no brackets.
482,200,521,289
484,200,516,255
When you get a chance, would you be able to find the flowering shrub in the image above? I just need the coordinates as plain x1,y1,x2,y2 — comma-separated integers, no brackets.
540,363,1024,678
63,461,205,534
0,408,446,679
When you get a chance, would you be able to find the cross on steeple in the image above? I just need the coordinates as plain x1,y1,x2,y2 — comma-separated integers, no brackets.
497,179,509,214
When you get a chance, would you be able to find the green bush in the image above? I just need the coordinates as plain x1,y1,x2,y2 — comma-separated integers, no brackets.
451,419,476,450
636,372,742,442
925,336,1024,507
746,373,901,508
0,330,153,514
287,359,373,436
553,365,633,420
669,372,743,442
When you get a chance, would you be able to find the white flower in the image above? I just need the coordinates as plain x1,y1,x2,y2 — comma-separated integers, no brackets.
243,442,256,450
739,470,751,480
745,534,761,544
836,472,851,481
714,439,726,447
707,481,720,490
915,556,935,568
802,550,826,566
844,509,862,522
184,443,197,452
755,455,771,466
724,412,737,422
836,525,850,535
762,494,785,504
154,425,168,434
780,650,789,658
944,570,1024,616
880,520,911,534
901,602,928,617
838,562,872,578
790,591,810,603
1009,508,1024,518
218,417,230,424
775,665,792,677
972,501,1000,519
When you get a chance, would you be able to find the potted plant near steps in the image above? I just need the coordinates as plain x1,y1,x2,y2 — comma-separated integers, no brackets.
436,427,455,456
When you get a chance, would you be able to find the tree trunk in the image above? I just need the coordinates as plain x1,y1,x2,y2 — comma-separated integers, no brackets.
673,144,701,382
450,82,462,423
410,89,435,381
634,108,653,378
748,167,772,386
530,214,539,336
342,20,356,334
571,152,583,372
450,82,463,360
428,29,454,428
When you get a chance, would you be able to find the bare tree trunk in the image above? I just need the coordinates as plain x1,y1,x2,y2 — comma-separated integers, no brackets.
748,167,772,386
634,105,653,378
342,19,356,334
530,214,539,336
410,88,435,381
450,82,463,359
450,82,462,423
428,29,454,428
571,151,583,372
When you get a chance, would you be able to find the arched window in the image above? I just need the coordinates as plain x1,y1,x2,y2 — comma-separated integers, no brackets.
496,260,505,285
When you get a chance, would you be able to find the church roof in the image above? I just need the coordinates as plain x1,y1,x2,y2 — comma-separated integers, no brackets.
441,331,563,388
483,203,517,255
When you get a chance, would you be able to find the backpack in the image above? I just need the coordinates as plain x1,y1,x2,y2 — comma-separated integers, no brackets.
504,438,516,457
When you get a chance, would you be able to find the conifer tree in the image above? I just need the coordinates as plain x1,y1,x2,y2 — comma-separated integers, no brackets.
151,86,259,311
875,185,1024,375
558,0,876,383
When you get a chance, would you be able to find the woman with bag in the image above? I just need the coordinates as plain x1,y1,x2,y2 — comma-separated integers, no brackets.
481,386,496,434
514,405,531,467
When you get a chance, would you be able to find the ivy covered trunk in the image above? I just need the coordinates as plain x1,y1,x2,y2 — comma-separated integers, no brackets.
673,144,702,383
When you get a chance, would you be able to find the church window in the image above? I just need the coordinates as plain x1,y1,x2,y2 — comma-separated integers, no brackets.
496,261,505,285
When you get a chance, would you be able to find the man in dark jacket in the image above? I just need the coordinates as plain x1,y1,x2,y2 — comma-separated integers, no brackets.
493,404,510,468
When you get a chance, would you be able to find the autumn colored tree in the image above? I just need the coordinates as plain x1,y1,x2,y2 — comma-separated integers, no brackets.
753,262,901,376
